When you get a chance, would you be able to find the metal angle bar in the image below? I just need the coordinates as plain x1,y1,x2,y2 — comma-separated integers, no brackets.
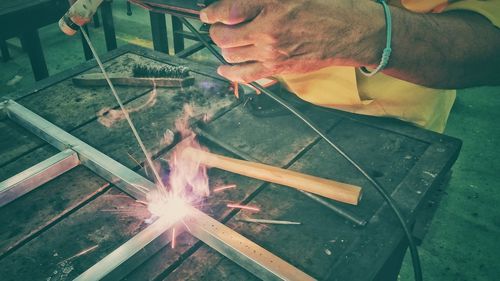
5,100,315,281
0,149,79,208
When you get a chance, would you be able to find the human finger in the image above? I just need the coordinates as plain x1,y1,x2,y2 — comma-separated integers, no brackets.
200,0,263,25
209,22,256,48
221,45,283,64
217,62,271,83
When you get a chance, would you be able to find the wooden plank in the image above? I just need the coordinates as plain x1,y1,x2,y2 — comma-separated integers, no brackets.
197,103,339,166
162,243,260,281
0,119,45,167
0,145,57,182
17,53,156,131
68,77,235,169
289,119,429,222
0,54,153,167
1,52,229,167
0,187,151,281
0,166,108,257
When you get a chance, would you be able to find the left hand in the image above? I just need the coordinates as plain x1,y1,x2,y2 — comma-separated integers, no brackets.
200,0,383,83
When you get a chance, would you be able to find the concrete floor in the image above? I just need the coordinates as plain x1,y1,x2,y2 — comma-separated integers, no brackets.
1,1,499,280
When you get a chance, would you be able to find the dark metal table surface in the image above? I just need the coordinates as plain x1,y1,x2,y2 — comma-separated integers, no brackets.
0,45,461,281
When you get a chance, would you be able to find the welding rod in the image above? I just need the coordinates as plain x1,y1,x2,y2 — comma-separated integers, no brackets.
183,147,362,205
236,217,302,225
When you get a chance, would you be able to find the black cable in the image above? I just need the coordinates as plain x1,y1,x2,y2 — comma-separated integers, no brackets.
179,17,422,281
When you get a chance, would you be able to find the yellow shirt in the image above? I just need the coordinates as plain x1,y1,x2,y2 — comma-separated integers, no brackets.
278,0,500,132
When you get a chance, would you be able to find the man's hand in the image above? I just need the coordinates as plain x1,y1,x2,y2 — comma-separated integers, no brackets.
201,0,500,88
200,0,384,83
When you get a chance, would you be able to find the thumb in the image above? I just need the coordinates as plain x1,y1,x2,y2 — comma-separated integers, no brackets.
200,0,263,25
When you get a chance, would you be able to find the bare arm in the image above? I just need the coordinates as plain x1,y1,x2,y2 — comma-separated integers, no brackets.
377,7,500,88
200,0,500,89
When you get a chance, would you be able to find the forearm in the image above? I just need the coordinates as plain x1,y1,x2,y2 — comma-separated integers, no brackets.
200,0,500,88
363,5,500,89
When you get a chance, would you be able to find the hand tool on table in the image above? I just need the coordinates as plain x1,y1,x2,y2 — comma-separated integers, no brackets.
72,63,195,88
192,122,368,226
182,147,362,205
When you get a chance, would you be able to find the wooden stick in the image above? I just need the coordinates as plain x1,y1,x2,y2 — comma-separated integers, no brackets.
183,148,362,205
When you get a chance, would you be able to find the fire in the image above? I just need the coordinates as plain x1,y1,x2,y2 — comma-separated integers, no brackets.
145,105,210,248
144,105,261,249
146,190,190,221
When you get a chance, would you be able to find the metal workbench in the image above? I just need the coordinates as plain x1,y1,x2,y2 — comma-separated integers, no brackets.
0,45,461,281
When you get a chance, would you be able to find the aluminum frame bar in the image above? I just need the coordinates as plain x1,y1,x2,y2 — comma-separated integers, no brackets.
75,216,184,281
4,100,316,281
5,100,150,200
0,149,79,208
186,208,316,281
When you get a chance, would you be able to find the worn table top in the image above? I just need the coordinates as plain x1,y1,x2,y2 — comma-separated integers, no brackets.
0,45,461,281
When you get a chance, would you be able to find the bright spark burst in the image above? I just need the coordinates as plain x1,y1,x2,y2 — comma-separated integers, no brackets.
145,105,211,249
147,191,191,222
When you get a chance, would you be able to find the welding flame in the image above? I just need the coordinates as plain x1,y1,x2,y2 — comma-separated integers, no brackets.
147,105,209,220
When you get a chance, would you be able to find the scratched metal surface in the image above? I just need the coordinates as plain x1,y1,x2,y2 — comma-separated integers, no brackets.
0,45,461,281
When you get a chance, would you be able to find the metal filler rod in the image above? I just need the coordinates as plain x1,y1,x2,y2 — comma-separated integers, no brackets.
79,27,166,192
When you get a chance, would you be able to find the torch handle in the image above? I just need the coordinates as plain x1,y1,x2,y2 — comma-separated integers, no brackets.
59,0,104,35
183,147,362,205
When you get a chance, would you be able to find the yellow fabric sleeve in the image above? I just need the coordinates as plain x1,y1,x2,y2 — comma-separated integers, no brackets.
277,0,499,133
446,0,500,27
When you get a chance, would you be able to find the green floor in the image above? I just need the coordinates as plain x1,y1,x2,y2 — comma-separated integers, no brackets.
1,1,499,280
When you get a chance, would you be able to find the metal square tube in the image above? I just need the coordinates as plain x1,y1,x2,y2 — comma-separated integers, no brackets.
0,149,79,208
